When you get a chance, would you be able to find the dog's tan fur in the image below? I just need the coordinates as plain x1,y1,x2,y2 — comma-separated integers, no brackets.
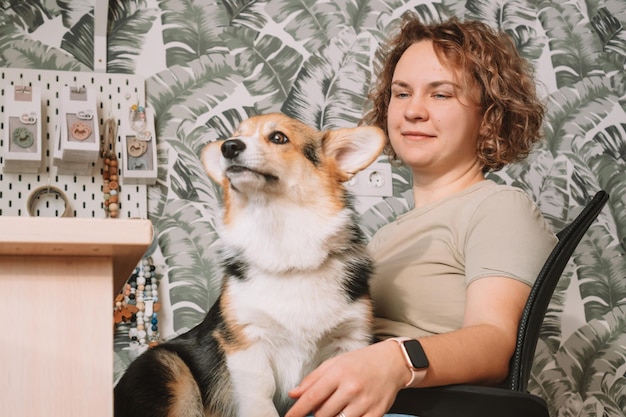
214,284,252,355
158,353,203,417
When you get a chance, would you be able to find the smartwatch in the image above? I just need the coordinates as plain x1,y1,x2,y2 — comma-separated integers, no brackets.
389,337,429,387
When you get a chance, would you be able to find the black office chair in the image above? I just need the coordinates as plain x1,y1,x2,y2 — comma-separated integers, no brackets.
389,190,609,417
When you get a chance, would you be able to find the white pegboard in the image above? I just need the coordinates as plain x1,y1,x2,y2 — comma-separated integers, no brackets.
0,68,148,219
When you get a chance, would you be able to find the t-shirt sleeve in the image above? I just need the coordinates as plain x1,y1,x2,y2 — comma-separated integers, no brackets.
464,189,558,287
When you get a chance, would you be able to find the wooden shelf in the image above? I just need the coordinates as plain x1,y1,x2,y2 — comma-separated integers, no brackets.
0,216,153,417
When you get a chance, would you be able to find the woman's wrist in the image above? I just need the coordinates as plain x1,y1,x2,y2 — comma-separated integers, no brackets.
387,337,429,388
383,338,414,389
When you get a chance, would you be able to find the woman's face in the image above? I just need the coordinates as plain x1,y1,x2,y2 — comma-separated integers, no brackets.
387,40,483,182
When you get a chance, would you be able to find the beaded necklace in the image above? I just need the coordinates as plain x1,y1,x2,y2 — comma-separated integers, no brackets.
114,257,161,356
102,117,120,218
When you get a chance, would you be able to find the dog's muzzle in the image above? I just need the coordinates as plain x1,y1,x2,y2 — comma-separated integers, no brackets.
221,138,278,183
221,138,246,159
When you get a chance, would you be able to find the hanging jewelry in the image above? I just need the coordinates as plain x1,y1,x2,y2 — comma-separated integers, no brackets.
76,110,94,120
102,117,120,218
130,104,147,132
113,257,161,354
20,112,37,125
127,101,153,172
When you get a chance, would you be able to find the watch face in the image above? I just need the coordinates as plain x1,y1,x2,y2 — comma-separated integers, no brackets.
404,339,430,369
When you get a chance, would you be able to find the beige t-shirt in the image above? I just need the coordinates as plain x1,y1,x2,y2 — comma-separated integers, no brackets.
369,180,558,340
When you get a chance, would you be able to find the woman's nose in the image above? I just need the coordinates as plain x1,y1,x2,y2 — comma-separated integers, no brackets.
404,96,427,120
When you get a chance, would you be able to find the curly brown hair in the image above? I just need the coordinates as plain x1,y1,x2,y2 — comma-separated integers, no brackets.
361,13,545,172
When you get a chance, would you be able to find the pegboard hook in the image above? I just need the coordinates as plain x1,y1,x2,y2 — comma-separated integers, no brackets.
14,79,32,98
71,79,84,94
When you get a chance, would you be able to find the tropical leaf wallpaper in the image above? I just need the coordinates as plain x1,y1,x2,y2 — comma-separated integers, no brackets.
1,0,625,415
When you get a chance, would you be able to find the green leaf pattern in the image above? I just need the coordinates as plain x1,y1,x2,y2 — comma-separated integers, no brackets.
2,1,624,415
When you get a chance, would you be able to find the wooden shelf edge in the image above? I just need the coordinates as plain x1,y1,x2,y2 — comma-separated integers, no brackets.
0,216,154,295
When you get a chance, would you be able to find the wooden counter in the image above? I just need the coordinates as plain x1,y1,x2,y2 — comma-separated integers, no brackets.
0,217,153,417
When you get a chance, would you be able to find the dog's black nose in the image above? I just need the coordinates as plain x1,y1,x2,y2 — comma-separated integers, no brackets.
221,139,246,159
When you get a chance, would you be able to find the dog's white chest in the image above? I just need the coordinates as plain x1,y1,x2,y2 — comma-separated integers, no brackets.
228,265,357,336
224,268,371,415
221,204,352,272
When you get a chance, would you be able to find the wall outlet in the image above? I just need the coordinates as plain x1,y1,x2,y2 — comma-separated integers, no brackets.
345,162,393,197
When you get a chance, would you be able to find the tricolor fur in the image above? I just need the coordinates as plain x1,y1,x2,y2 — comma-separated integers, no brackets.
114,113,386,417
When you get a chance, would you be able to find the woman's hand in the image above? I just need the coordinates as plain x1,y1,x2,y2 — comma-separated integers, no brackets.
286,340,408,417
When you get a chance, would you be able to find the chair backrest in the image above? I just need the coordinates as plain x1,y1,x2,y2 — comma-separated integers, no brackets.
506,190,609,392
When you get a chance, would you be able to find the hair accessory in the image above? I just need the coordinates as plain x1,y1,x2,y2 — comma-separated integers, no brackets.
76,110,94,120
123,100,156,183
102,117,120,218
114,257,161,351
20,112,37,125
136,130,153,141
70,121,92,141
12,127,34,148
26,185,73,217
129,103,147,132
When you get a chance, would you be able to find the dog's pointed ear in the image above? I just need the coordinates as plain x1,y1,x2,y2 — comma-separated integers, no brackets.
322,126,386,181
201,140,225,184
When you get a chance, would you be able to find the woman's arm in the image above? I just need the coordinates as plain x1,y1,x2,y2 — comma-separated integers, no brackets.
414,276,530,387
286,276,530,417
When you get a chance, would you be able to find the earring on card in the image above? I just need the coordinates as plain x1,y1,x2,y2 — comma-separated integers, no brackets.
20,112,37,125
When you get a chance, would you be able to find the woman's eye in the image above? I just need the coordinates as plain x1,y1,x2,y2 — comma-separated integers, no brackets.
392,90,410,99
269,131,289,144
433,92,452,99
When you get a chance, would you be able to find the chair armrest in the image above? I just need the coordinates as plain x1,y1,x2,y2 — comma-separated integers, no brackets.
389,384,549,417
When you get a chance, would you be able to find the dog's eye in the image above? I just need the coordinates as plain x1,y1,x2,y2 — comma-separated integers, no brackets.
269,131,289,144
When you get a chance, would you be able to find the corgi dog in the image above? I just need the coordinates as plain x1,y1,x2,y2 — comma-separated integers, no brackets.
114,113,386,417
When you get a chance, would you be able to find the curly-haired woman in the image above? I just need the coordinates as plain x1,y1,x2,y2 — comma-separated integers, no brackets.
286,13,558,417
